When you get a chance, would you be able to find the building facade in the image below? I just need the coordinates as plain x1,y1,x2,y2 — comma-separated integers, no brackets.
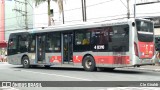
5,0,33,40
0,0,5,43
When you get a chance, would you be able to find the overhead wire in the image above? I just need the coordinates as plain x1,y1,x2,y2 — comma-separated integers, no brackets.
119,0,127,9
1,0,160,32
1,0,116,21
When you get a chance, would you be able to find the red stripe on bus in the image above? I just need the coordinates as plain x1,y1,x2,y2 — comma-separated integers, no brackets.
138,41,154,59
50,56,62,63
73,56,130,64
94,56,130,64
73,56,83,63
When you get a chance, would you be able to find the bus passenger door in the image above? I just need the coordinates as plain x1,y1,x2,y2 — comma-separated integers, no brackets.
36,35,46,63
62,33,73,63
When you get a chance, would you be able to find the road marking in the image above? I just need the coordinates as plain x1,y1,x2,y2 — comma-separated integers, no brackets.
22,70,91,81
0,87,19,90
0,62,9,64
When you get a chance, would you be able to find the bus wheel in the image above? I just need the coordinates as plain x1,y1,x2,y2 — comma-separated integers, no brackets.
22,56,30,68
83,56,96,71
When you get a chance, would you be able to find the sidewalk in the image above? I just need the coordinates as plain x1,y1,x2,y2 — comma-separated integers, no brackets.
0,62,8,64
126,65,160,72
139,65,160,71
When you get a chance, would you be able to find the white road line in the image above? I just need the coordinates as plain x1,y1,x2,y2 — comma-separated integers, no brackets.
0,87,19,90
0,62,9,64
22,70,92,81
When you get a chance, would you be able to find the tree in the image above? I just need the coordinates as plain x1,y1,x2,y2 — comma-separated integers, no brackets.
34,0,63,26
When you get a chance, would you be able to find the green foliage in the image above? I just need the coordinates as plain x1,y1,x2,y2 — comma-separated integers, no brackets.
34,0,46,6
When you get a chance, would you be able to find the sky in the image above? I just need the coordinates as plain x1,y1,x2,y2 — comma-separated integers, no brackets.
33,0,160,27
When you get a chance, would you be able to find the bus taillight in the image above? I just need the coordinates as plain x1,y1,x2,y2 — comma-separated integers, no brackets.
134,42,139,57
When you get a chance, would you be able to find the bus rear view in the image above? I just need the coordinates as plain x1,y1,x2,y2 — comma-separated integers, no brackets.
133,19,155,66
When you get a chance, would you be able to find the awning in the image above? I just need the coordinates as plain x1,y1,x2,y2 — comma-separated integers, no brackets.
0,41,7,48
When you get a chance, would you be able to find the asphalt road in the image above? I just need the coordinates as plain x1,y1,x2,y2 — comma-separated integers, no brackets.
1,63,160,90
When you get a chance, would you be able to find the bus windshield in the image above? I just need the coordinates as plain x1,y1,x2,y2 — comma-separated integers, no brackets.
136,20,154,42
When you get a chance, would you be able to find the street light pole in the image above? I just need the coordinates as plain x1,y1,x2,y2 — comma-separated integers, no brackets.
62,0,65,24
134,0,136,19
127,0,130,19
81,0,87,22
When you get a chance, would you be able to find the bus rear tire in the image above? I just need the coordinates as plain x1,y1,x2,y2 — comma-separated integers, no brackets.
22,56,30,68
83,56,96,71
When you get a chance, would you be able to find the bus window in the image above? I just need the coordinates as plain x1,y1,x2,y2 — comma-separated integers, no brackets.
28,34,36,52
46,32,61,52
108,25,129,52
75,31,90,45
74,30,91,51
136,20,154,42
18,34,28,53
9,37,17,50
8,35,18,55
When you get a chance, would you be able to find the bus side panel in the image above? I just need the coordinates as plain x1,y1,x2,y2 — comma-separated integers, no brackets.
7,55,21,65
28,53,36,64
95,56,130,64
8,53,24,65
73,55,83,64
73,52,131,67
73,52,97,65
46,53,62,65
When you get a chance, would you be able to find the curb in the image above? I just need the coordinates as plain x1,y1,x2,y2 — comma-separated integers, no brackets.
125,67,160,72
0,62,8,64
137,68,160,72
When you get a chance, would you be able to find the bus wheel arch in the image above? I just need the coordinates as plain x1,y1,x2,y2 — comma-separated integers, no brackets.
82,54,96,71
21,55,30,68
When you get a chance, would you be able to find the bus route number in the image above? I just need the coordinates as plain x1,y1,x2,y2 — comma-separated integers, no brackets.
94,45,105,50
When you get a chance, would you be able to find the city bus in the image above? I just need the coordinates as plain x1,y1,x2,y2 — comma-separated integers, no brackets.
7,18,155,71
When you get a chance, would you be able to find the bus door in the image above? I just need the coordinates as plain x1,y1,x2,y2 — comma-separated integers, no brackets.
62,33,73,63
36,35,46,63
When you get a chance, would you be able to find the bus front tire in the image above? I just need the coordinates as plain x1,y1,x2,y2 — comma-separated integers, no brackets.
22,56,30,68
83,56,96,71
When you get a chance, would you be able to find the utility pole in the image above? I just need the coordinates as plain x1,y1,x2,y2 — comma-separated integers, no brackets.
13,0,28,30
25,0,28,30
62,0,65,24
82,0,87,22
127,0,130,19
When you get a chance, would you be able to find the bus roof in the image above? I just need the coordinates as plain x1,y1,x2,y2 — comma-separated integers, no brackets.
28,18,134,34
10,18,150,34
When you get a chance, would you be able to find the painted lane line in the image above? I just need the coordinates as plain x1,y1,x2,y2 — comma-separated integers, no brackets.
0,87,19,90
22,70,92,81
